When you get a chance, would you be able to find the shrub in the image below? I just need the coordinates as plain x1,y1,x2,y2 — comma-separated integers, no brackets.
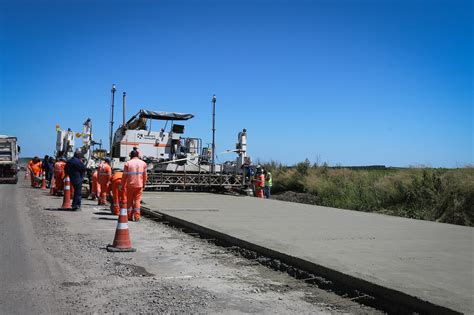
265,161,473,226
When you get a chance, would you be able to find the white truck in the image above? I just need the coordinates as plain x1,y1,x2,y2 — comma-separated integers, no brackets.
0,135,20,184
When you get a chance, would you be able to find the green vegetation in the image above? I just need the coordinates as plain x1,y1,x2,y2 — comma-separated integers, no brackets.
261,159,474,226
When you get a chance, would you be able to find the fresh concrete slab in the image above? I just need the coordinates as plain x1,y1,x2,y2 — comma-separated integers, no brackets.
142,192,474,314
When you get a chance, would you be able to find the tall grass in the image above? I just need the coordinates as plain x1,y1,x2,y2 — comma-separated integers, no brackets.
262,161,474,226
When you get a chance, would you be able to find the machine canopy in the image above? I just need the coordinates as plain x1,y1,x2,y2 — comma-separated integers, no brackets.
127,109,194,124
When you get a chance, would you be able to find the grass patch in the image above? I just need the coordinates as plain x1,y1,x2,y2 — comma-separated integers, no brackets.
262,161,473,226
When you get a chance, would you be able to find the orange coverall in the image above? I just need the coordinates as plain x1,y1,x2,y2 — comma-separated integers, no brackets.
91,170,101,200
98,162,112,205
31,161,43,187
254,173,265,198
122,157,147,221
110,171,126,215
53,161,66,194
28,160,35,187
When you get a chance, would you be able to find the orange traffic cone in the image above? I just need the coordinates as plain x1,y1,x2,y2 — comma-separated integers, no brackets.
106,207,136,252
41,171,47,190
61,176,72,209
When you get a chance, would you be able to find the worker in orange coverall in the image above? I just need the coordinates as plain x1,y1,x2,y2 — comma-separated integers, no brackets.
90,167,101,200
28,158,35,187
30,157,43,187
53,157,66,195
110,168,126,215
122,150,147,221
98,157,112,205
253,166,265,198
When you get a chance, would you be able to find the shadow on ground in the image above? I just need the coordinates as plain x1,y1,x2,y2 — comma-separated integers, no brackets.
96,217,118,221
94,211,115,216
44,207,79,212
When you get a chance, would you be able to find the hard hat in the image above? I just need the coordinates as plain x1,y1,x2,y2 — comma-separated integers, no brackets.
104,157,111,163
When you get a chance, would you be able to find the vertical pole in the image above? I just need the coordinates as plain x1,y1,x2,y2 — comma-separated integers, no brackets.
122,92,126,127
211,94,216,173
109,84,116,155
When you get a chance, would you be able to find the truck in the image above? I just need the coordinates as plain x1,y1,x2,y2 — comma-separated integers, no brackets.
0,136,20,184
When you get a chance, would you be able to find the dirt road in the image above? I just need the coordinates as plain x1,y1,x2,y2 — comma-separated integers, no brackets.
0,176,380,314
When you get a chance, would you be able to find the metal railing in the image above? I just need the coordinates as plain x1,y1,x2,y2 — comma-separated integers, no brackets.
146,172,244,189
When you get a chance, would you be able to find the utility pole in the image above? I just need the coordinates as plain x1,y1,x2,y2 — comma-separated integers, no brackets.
109,84,116,155
122,91,126,127
211,94,217,173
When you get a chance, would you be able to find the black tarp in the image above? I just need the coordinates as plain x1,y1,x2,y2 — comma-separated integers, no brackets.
126,109,194,124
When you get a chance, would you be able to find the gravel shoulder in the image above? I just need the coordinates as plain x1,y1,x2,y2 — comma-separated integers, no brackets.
2,176,382,314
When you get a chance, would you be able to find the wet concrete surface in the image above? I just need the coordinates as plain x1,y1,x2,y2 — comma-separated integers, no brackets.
142,191,474,314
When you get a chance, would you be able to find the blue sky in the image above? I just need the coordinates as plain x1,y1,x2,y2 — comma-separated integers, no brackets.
0,0,472,167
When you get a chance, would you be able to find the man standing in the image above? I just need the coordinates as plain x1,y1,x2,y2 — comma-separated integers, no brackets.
65,150,86,211
264,169,272,199
253,166,265,198
53,157,66,195
122,150,147,221
98,157,112,205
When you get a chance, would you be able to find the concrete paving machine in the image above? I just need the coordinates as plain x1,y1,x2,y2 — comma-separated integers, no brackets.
111,109,252,191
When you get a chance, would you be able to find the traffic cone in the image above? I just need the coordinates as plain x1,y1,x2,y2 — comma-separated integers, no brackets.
61,176,72,209
25,169,29,179
41,171,47,190
106,207,136,252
